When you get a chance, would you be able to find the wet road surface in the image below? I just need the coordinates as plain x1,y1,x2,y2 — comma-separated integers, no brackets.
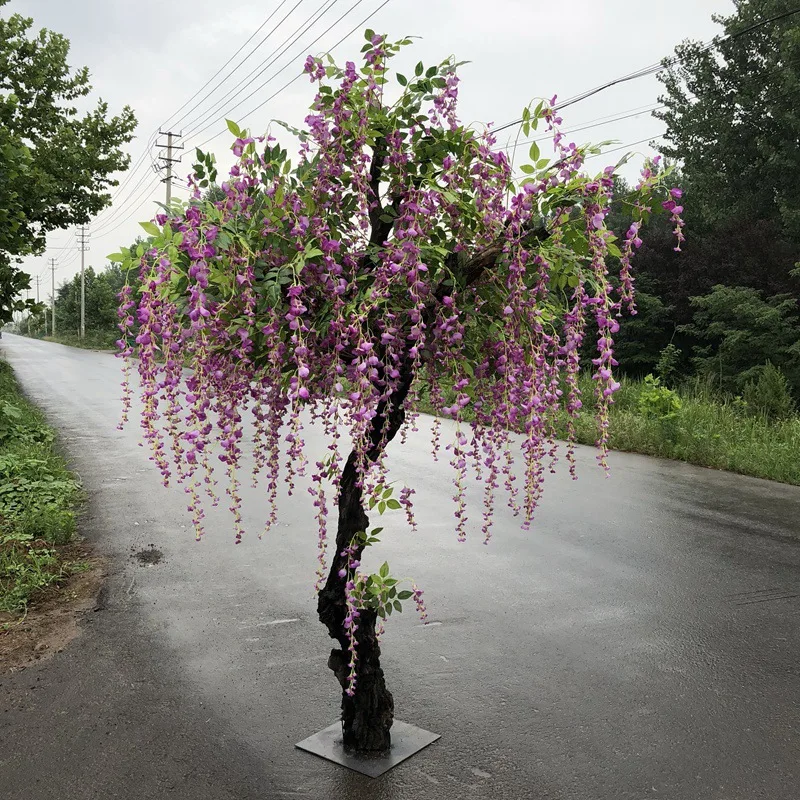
1,334,799,800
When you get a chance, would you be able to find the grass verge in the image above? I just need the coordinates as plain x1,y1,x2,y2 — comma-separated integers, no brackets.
416,373,800,486
41,332,118,351
0,357,87,624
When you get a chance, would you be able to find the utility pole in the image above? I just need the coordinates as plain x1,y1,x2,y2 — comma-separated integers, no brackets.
50,258,56,336
34,276,41,336
76,225,90,338
156,130,183,206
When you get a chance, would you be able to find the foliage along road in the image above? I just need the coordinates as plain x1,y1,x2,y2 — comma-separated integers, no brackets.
1,333,799,800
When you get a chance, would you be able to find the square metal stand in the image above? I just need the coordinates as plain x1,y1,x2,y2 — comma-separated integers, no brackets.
296,720,440,778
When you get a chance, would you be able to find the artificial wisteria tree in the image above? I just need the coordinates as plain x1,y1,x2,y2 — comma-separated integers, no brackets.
114,33,683,754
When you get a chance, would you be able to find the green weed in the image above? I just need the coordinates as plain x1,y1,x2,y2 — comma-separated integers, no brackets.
0,358,82,614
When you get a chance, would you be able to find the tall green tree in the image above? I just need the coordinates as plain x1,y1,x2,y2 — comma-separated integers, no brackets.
54,266,119,335
680,285,800,395
656,0,800,237
0,0,136,321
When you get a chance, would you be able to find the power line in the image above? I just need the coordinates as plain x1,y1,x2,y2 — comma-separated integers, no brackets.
83,0,392,247
492,5,800,136
89,128,163,232
502,103,663,152
91,176,163,241
190,0,392,150
182,0,342,139
160,0,296,133
91,5,302,230
91,167,162,234
584,134,665,160
509,133,665,181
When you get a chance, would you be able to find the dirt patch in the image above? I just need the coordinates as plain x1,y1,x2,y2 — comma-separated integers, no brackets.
133,544,163,565
0,542,105,673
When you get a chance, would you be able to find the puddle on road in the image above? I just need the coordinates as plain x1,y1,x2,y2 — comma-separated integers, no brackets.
133,545,163,565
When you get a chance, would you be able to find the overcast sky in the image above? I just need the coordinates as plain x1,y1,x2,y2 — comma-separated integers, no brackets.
9,0,732,294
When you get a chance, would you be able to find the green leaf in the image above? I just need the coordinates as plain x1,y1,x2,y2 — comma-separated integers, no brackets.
370,527,383,536
519,164,535,174
386,499,401,510
106,252,124,263
607,242,623,258
139,221,161,237
529,141,540,162
379,561,389,578
415,61,424,77
378,501,386,515
393,600,402,612
397,590,413,600
397,73,408,86
364,28,375,41
226,119,241,137
425,66,437,78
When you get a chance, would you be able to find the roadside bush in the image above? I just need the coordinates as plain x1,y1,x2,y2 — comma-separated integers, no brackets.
637,374,682,419
742,361,796,421
656,343,683,386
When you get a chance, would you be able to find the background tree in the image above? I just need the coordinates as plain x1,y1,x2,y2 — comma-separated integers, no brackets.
54,265,121,336
680,285,800,396
655,0,800,237
0,0,136,319
115,34,682,754
0,258,39,325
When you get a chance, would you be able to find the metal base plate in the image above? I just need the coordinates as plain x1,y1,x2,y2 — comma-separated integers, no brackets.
296,720,440,778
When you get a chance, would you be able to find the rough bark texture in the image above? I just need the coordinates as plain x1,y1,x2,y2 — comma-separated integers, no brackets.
317,360,415,754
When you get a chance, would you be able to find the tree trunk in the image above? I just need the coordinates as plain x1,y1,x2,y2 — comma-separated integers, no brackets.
317,364,414,754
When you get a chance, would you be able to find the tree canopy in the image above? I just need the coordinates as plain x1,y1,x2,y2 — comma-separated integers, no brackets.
0,0,136,322
656,0,800,237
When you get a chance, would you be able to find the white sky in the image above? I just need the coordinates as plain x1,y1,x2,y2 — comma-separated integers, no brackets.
10,0,731,298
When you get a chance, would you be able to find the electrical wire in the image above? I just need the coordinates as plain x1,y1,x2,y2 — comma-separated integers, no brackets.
92,176,164,241
94,0,391,243
182,0,343,139
492,5,800,135
500,103,663,153
160,0,296,133
190,0,393,150
91,166,162,234
583,134,664,160
92,4,300,228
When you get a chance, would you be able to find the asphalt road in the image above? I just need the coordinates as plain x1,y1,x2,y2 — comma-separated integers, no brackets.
1,333,799,800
